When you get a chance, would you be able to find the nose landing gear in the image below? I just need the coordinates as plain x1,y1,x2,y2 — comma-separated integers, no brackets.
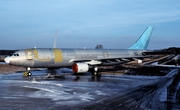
23,71,32,77
23,67,32,77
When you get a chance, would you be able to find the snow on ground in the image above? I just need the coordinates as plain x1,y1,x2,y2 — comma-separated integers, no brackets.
0,73,162,105
1,69,177,109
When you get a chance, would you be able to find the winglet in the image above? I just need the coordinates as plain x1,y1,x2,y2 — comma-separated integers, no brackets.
129,26,154,50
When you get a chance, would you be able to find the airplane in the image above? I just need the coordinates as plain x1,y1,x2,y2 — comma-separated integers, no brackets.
4,26,154,77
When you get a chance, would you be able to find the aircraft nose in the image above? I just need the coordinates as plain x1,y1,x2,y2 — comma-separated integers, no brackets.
4,56,10,64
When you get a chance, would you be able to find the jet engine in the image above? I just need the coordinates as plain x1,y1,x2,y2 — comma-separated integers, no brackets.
72,63,89,73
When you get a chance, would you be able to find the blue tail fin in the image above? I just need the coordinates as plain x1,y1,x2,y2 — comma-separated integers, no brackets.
129,26,154,50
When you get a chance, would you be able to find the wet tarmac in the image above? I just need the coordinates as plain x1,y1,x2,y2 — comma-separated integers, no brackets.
0,69,180,110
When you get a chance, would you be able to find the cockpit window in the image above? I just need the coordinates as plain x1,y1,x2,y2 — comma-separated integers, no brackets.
10,53,13,56
10,53,19,56
15,54,19,56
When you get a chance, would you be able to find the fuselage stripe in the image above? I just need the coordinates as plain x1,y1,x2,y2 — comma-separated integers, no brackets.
33,49,39,59
53,49,63,62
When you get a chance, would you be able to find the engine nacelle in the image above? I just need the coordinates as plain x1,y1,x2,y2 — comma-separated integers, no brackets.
72,63,89,73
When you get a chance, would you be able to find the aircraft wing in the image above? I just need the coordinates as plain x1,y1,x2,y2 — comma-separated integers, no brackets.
145,62,180,69
142,51,171,55
69,56,147,66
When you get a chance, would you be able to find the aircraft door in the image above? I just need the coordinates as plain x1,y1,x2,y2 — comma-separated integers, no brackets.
24,49,35,67
26,49,39,60
27,51,33,60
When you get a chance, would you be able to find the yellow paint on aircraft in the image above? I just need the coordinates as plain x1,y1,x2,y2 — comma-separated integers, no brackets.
53,49,63,62
33,49,39,59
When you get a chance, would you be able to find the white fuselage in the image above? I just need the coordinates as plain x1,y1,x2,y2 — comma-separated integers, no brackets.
5,48,146,68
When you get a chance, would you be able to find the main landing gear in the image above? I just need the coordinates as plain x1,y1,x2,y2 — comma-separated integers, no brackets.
91,71,101,81
92,71,101,76
23,67,32,77
91,66,101,76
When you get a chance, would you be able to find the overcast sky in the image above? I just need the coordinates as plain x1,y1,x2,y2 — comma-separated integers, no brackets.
0,0,180,50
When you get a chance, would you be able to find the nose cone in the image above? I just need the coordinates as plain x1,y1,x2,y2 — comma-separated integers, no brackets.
4,56,10,64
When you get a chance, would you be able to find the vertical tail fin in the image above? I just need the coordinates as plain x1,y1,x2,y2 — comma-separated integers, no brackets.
129,26,154,50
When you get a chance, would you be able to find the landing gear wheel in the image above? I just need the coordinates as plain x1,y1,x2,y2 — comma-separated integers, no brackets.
92,71,101,76
28,72,32,76
96,72,101,77
23,72,28,77
91,72,101,81
23,71,31,77
94,72,97,76
23,67,32,77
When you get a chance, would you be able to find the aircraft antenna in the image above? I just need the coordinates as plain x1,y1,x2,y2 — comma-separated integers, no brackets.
53,30,58,48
